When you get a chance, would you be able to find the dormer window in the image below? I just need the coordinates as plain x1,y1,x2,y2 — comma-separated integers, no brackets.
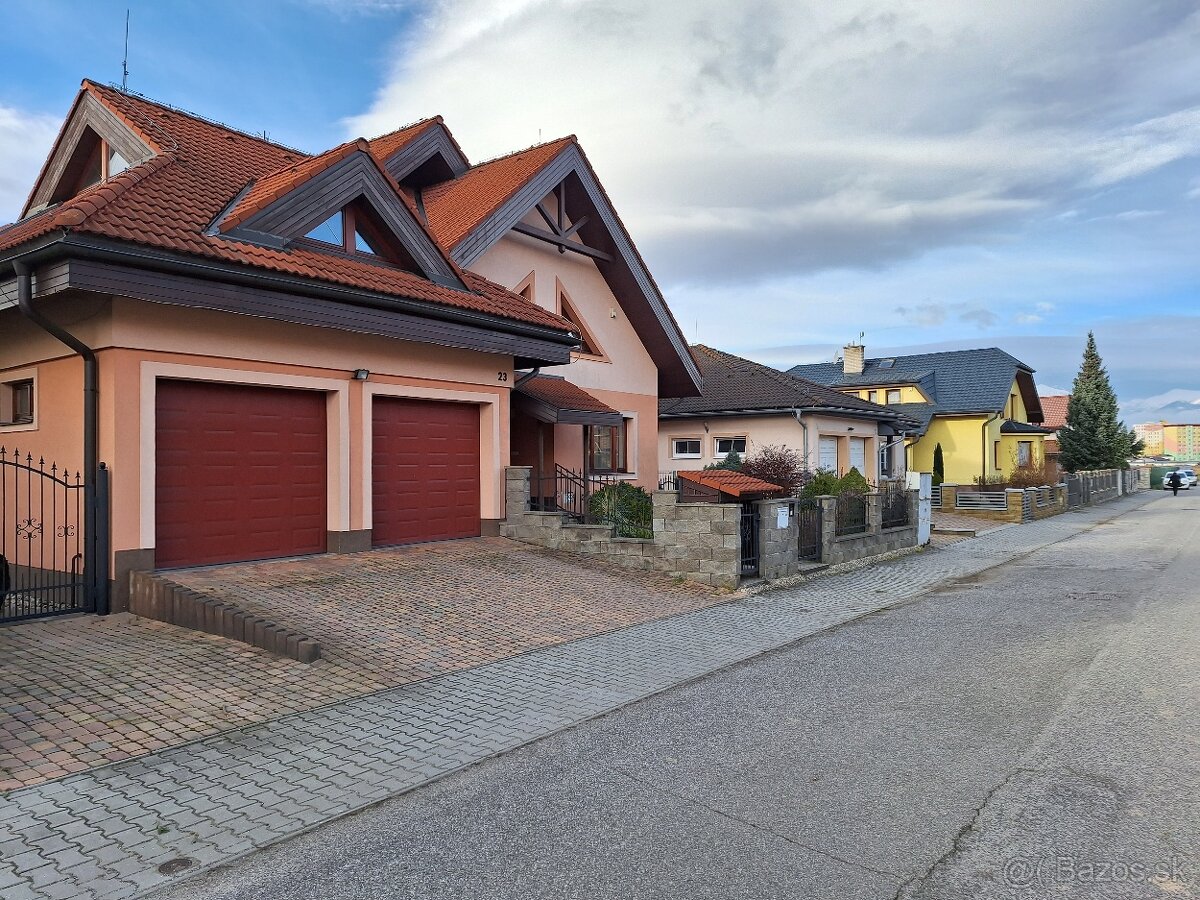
108,146,128,177
305,210,344,245
295,200,417,270
49,129,138,206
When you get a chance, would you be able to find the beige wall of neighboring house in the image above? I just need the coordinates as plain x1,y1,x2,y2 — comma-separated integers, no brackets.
658,413,898,482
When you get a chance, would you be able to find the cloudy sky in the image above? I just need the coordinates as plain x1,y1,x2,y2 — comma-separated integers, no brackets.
2,0,1197,421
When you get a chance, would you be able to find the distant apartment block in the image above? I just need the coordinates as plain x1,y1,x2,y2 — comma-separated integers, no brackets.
1135,422,1200,459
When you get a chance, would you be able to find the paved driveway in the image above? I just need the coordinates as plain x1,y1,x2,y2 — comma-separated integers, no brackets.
0,538,719,792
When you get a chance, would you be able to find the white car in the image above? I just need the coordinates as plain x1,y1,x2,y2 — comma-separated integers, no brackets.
1163,468,1197,489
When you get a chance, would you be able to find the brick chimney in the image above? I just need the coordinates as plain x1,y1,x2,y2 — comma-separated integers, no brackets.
843,342,865,376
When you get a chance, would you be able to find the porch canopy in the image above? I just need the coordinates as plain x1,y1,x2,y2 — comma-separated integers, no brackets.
513,374,622,426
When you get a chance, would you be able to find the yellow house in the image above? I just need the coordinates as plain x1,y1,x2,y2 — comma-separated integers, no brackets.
788,344,1050,485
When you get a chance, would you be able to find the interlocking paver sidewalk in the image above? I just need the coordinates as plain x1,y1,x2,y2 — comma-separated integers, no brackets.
0,494,1158,900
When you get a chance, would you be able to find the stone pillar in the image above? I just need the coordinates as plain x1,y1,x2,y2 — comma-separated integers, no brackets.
818,495,837,563
1006,488,1025,522
866,492,883,536
756,498,799,580
505,466,532,522
941,484,958,511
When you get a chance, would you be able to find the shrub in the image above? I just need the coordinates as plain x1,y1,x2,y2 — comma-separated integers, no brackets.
704,450,743,472
932,443,945,486
801,468,842,498
1006,460,1053,489
588,482,653,538
838,467,870,495
741,445,806,496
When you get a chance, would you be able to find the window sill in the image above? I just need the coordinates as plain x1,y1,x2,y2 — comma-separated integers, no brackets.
0,421,37,433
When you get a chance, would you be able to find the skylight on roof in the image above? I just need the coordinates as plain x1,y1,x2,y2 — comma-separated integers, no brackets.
879,358,896,368
304,211,343,245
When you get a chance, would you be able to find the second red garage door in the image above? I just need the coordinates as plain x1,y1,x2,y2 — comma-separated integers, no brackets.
155,380,328,568
372,397,481,546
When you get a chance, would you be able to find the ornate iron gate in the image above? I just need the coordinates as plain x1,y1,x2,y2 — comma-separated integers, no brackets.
796,498,821,561
739,502,760,577
1,447,99,623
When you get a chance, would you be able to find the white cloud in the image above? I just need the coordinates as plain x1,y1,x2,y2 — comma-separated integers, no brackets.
0,105,61,224
348,0,1200,284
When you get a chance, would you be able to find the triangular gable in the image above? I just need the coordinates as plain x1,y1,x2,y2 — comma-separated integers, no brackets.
430,140,700,397
23,87,156,216
216,144,465,290
370,119,470,190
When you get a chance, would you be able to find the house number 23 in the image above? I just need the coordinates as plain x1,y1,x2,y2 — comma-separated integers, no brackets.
497,372,509,382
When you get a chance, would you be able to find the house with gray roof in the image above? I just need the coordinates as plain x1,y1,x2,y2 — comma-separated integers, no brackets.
788,343,1051,485
658,345,916,481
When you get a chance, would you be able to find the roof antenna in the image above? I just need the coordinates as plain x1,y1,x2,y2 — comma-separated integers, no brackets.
121,9,130,91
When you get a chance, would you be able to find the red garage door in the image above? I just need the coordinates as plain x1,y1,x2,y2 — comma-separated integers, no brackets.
156,380,327,568
373,398,480,546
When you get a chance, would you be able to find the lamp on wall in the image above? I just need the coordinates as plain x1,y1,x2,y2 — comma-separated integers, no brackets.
352,369,370,381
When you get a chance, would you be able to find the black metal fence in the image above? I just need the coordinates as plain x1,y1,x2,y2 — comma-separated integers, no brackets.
796,498,821,560
835,493,869,536
529,465,655,536
530,465,618,521
1,447,93,623
880,483,910,529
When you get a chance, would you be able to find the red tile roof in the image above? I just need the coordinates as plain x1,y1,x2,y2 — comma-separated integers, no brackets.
677,469,783,499
1039,395,1070,431
422,137,575,248
366,118,441,165
0,82,572,335
515,375,618,415
219,139,369,231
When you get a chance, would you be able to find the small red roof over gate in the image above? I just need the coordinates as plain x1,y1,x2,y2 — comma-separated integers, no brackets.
677,469,783,499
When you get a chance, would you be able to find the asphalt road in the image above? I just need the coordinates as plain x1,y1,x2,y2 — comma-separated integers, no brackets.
154,495,1199,900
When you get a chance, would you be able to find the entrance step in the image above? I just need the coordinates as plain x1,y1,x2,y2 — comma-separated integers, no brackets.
931,526,976,537
128,571,321,663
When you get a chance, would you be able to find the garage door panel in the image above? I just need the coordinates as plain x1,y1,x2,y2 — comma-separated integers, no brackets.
372,397,480,547
156,381,328,568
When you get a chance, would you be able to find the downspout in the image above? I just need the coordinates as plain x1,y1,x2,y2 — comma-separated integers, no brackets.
513,367,540,387
981,411,1002,484
13,259,108,614
792,408,810,469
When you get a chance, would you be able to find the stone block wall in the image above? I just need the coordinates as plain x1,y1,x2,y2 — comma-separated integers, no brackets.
940,484,1066,522
501,467,741,589
755,490,919,577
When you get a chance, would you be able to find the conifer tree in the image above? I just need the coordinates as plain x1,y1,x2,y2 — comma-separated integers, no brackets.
1058,333,1137,471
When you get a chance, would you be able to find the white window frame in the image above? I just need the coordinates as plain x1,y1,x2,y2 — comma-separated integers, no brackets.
672,437,702,459
818,435,839,472
848,436,867,474
713,436,747,456
0,367,38,433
